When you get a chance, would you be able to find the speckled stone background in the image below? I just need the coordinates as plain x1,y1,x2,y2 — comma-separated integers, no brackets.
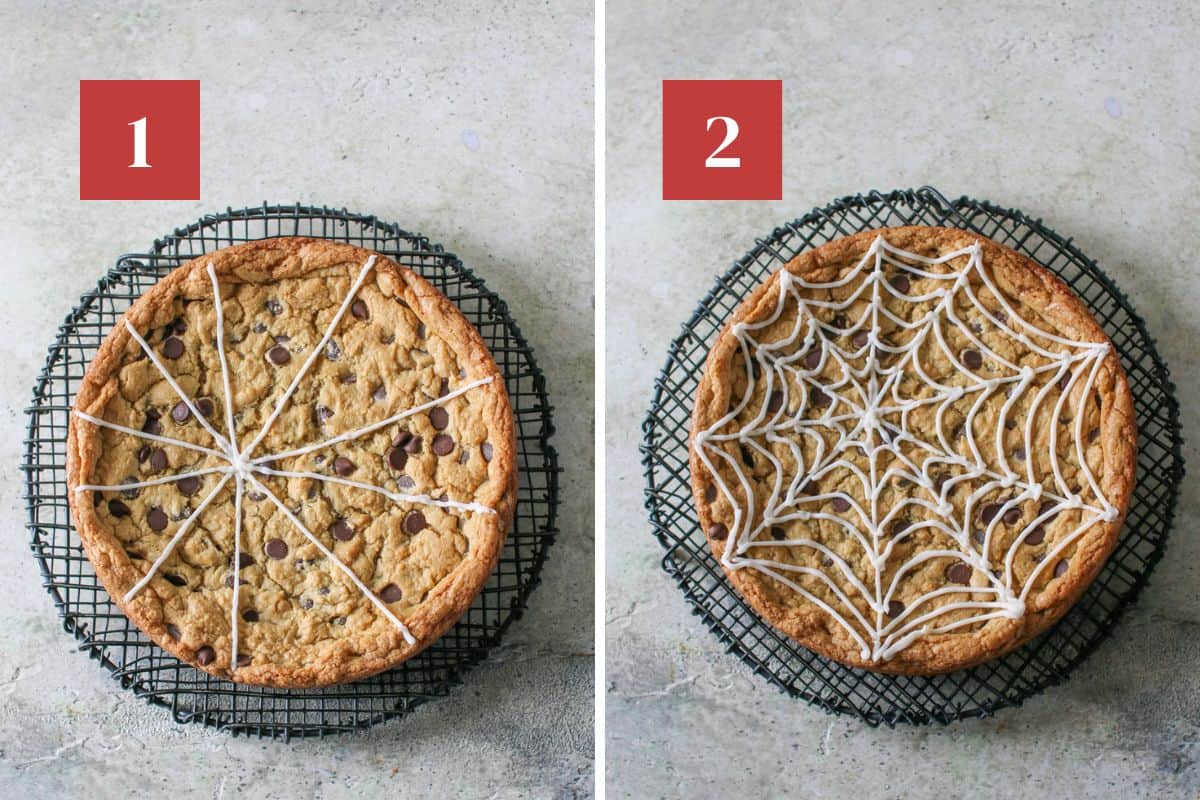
606,1,1198,798
0,2,593,798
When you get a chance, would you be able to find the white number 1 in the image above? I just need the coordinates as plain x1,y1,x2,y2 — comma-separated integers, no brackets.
705,116,741,168
128,117,151,168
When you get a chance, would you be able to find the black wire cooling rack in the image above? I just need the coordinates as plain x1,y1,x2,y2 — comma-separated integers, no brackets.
641,187,1184,727
22,204,559,739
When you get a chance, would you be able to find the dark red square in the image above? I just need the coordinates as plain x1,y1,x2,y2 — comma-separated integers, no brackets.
80,80,200,200
662,79,782,201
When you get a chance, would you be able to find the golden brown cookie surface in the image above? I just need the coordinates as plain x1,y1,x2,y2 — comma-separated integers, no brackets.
690,226,1135,674
67,238,517,687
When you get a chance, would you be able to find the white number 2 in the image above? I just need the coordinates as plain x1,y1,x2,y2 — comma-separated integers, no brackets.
128,117,151,168
704,116,741,169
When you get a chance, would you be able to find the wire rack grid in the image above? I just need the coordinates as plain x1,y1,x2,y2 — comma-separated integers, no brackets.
22,203,560,740
641,186,1184,727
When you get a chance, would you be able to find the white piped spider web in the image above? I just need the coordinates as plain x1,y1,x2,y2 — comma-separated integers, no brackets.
74,255,496,672
694,235,1120,663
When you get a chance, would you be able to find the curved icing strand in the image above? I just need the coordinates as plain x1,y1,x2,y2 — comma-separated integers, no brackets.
698,234,1119,662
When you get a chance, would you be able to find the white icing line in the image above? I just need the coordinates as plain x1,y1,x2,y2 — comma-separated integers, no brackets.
698,233,1118,662
254,467,495,514
239,255,378,459
230,473,243,671
206,263,240,453
123,320,234,455
72,411,227,459
246,474,417,645
251,376,494,464
122,473,233,603
75,466,230,493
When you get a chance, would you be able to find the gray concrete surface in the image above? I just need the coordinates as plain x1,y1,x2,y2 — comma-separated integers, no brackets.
606,2,1199,798
0,2,593,798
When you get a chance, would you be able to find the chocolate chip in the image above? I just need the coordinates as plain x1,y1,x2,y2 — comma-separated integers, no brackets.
1054,559,1069,578
242,610,259,622
372,385,386,402
404,511,427,534
224,575,244,588
265,538,289,559
333,456,356,476
381,334,395,344
995,311,1008,323
740,445,754,466
831,497,851,512
195,646,215,666
333,616,347,626
852,331,869,348
810,389,830,408
1025,527,1046,545
961,349,983,370
804,350,821,370
268,345,291,365
166,623,181,640
981,503,1000,523
300,597,314,609
147,506,168,531
946,562,972,584
387,447,408,470
164,573,186,587
889,519,910,537
171,401,191,423
137,445,150,464
319,586,330,595
149,448,168,471
891,275,911,293
416,323,427,339
432,434,454,456
1039,500,1058,518
457,449,470,464
769,526,785,541
767,391,783,413
314,405,334,424
429,407,450,430
481,442,493,462
108,499,131,518
331,520,355,541
252,321,267,333
379,583,403,603
933,474,948,493
142,412,163,436
120,478,139,499
351,300,369,320
1002,507,1021,525
392,430,413,448
397,476,416,489
1058,373,1070,391
162,336,184,359
1005,419,1017,430
340,373,357,385
1088,428,1099,443
196,398,214,418
236,654,252,667
971,529,985,546
235,552,254,569
266,299,282,315
709,523,728,540
1013,447,1025,462
171,317,188,335
177,476,201,496
438,377,450,398
887,600,905,618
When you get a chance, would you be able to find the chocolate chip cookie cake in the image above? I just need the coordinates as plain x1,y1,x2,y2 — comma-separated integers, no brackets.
690,226,1136,674
67,237,517,687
